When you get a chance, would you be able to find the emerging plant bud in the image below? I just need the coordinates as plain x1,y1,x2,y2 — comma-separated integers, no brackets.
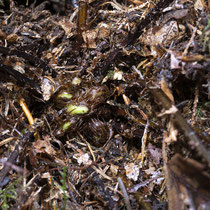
67,104,89,115
62,121,72,131
57,92,73,100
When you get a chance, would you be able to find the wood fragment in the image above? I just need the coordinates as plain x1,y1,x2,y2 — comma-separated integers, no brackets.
0,132,34,188
141,120,149,165
0,137,16,147
118,177,132,210
149,84,210,166
165,154,210,210
19,98,35,126
191,85,199,126
77,0,88,45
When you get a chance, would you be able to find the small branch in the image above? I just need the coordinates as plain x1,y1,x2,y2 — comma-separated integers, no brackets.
0,132,34,188
191,85,199,126
19,98,35,126
77,0,88,45
118,177,132,210
148,84,210,166
141,120,149,165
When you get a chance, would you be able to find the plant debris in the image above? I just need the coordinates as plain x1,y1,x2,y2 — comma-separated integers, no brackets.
0,0,209,209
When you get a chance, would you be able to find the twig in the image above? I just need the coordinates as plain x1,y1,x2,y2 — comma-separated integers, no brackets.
0,113,23,137
78,132,96,162
118,177,132,210
92,165,113,181
148,84,210,166
0,132,34,188
77,0,88,46
18,97,40,139
141,120,149,165
182,24,197,56
0,137,17,147
129,175,163,193
19,98,35,126
191,85,199,126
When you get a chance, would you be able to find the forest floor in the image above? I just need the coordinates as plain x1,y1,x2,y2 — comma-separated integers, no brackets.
0,0,209,209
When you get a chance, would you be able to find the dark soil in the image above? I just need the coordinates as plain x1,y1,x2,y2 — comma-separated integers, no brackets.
0,0,209,209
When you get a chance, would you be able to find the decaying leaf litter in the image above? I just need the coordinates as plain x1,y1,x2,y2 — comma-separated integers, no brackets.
0,0,209,209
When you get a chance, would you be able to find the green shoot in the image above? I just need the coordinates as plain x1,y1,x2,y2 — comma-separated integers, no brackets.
59,167,70,210
0,179,19,210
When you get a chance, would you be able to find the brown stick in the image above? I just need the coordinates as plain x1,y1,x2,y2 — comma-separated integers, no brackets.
148,84,210,166
0,132,34,187
77,0,88,45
